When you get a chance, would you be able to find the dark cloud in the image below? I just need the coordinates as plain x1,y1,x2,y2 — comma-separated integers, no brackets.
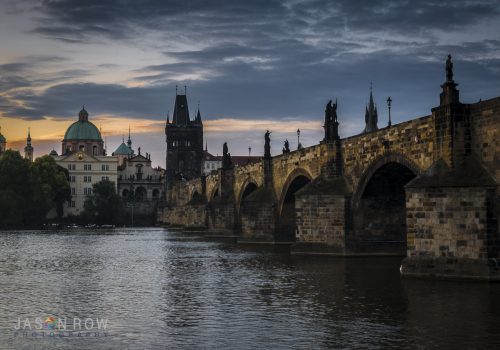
32,0,499,43
1,0,499,143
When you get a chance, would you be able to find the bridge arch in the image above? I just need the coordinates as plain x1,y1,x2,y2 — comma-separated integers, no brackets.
352,152,421,254
209,184,219,202
190,190,203,203
277,168,313,241
236,178,259,214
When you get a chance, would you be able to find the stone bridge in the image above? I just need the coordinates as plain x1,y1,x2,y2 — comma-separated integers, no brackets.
159,71,499,281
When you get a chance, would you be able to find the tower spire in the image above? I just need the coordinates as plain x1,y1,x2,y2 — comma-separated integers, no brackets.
127,126,132,149
24,127,34,162
363,83,378,133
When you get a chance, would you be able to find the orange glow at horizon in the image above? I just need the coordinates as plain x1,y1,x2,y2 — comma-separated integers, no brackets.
1,115,323,146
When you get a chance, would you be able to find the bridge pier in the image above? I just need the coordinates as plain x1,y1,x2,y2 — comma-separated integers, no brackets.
292,176,352,255
207,168,236,234
239,158,278,242
401,158,499,281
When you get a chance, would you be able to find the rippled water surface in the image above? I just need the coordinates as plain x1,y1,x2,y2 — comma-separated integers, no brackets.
0,228,499,349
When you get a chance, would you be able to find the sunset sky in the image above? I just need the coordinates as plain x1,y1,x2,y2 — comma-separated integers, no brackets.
1,0,500,167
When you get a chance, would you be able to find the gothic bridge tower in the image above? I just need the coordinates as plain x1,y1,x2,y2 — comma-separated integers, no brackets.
165,89,204,190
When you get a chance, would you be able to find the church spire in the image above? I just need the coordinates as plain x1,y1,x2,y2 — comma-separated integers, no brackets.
127,126,132,148
24,127,34,162
363,84,378,133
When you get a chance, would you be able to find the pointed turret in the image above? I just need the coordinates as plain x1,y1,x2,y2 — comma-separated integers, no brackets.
363,86,378,133
24,127,34,162
172,94,190,125
127,126,132,149
195,105,202,124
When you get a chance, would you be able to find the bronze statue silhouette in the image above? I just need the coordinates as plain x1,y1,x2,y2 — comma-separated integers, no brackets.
282,139,290,153
222,142,232,169
264,130,271,158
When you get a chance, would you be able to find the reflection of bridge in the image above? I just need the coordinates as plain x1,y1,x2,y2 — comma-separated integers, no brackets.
159,61,499,281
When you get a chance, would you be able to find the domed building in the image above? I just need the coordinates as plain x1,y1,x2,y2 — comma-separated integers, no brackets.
50,106,118,217
62,107,104,156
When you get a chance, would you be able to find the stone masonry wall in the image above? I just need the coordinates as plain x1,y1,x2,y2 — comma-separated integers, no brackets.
239,188,277,242
294,192,348,253
470,97,500,183
342,116,434,195
406,187,494,260
159,204,206,227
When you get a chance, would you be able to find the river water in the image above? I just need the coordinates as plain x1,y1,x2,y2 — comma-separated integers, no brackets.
0,227,499,349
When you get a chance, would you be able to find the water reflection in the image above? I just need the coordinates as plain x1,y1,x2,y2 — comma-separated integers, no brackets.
0,228,499,349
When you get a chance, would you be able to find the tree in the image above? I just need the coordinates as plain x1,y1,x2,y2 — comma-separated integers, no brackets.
83,180,124,225
31,155,71,219
0,150,32,226
0,151,71,227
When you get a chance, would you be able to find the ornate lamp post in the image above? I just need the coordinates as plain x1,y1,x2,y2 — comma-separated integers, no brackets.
297,128,301,149
387,96,392,128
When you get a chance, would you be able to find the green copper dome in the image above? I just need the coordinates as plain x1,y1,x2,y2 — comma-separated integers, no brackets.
64,120,102,141
63,107,102,141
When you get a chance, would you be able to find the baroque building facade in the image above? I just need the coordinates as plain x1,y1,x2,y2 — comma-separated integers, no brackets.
52,107,118,217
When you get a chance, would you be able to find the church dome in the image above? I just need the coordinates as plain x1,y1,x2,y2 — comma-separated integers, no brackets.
63,107,102,141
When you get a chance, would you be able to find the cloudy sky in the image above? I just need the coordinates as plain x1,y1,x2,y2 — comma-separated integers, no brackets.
1,0,499,166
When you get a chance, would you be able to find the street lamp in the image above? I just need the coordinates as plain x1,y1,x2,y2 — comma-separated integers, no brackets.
297,128,301,149
387,96,392,128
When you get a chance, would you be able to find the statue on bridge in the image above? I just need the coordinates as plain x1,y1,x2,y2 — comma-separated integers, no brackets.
222,142,233,169
446,54,453,82
282,139,290,153
264,130,271,159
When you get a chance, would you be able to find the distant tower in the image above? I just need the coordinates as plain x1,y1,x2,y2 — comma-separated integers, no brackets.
24,127,34,162
165,88,204,187
363,85,378,133
0,125,6,155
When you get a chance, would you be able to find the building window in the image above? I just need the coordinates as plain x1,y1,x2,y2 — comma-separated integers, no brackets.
70,176,76,182
84,188,92,195
69,201,76,208
102,176,109,181
93,145,98,155
71,187,76,195
84,176,92,183
84,164,92,171
101,164,110,171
